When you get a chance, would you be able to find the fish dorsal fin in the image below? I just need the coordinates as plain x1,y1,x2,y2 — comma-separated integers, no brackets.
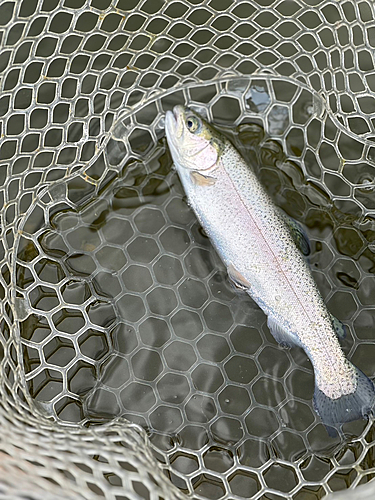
279,209,310,256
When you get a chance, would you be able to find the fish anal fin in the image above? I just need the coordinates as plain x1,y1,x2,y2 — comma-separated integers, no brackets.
190,171,216,187
280,209,310,256
227,264,250,291
267,317,300,349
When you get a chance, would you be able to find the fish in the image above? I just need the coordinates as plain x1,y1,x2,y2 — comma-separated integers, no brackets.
165,104,375,435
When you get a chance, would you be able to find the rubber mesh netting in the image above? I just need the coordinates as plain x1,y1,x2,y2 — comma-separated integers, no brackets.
3,0,375,498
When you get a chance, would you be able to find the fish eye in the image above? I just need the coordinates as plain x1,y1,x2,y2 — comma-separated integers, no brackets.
186,116,200,133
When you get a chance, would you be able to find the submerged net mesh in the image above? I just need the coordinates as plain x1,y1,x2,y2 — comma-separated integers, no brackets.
2,0,375,498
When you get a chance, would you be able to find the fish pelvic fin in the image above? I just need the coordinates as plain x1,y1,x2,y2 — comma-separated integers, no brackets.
313,364,375,436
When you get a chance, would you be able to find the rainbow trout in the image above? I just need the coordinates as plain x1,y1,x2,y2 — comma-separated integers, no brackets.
165,105,374,434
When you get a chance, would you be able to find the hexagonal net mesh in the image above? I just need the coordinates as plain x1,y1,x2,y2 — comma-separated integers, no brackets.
2,0,375,498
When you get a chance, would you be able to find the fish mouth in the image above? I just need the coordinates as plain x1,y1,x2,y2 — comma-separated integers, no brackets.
165,110,177,138
172,105,180,121
165,105,184,142
165,108,182,163
172,105,185,138
173,104,185,121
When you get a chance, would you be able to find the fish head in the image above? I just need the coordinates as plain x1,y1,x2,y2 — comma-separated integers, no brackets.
165,105,225,172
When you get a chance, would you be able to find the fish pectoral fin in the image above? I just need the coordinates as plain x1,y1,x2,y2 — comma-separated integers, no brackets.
279,209,310,257
190,171,217,187
267,317,300,349
227,264,251,291
330,314,347,341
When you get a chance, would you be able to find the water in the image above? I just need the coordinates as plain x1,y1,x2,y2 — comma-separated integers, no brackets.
16,77,375,498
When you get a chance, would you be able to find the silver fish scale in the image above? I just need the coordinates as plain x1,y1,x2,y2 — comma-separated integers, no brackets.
1,0,375,499
176,134,356,400
222,143,354,395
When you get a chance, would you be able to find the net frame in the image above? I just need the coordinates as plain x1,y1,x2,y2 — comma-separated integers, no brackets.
1,0,375,499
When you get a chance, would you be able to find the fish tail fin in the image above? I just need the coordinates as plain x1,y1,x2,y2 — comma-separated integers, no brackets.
313,364,375,436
